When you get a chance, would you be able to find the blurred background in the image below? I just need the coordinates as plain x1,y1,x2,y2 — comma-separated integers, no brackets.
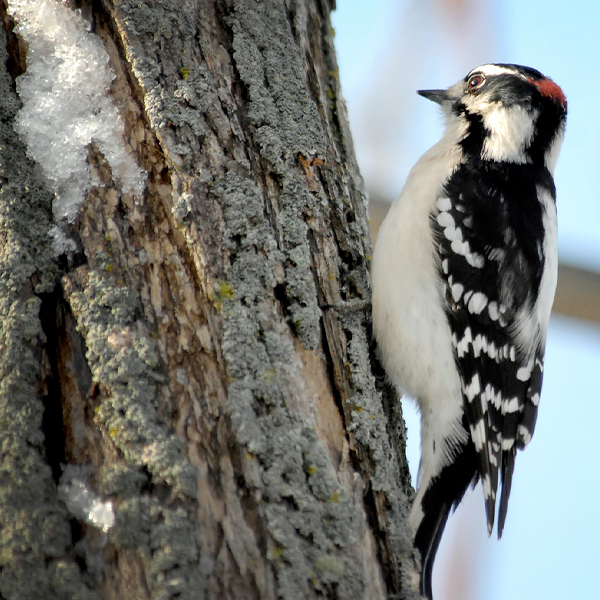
331,1,600,599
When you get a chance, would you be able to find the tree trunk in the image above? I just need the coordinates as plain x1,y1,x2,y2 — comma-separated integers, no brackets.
0,0,418,598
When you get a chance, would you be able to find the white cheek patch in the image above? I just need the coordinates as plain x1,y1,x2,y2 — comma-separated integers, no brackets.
480,105,538,164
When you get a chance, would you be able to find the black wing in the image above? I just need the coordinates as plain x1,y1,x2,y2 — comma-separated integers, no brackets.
433,161,552,535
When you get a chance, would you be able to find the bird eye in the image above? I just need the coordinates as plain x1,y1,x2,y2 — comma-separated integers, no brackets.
468,74,484,89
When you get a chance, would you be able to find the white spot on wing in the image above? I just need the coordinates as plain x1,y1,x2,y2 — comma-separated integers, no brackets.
444,225,456,241
472,334,488,357
456,327,473,357
518,425,532,447
468,292,488,314
485,384,502,409
437,197,452,211
466,251,485,268
471,420,486,451
482,472,492,499
437,211,455,227
465,373,481,401
502,438,515,450
503,396,520,413
451,239,466,255
453,226,464,244
451,283,464,302
440,215,484,268
517,357,534,381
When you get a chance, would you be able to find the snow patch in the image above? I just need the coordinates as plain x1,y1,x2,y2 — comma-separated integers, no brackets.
49,224,78,255
58,465,115,533
8,0,146,224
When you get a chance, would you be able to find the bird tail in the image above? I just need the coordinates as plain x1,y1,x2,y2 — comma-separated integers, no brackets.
411,441,478,599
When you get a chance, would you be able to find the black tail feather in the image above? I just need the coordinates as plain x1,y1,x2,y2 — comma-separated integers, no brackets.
414,440,478,599
415,499,452,600
498,446,517,538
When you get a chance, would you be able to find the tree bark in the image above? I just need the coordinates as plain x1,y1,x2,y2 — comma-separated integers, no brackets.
0,1,418,599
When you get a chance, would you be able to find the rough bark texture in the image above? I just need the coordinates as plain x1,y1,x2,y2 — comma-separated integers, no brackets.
0,0,418,599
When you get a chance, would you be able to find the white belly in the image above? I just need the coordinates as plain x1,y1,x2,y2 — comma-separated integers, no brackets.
372,142,462,411
371,133,467,487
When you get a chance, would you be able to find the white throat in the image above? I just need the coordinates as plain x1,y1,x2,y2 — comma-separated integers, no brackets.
478,104,538,164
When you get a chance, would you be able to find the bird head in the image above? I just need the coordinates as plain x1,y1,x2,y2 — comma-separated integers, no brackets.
419,64,567,171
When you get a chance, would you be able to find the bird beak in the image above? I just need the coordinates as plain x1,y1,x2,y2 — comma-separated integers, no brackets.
417,89,450,105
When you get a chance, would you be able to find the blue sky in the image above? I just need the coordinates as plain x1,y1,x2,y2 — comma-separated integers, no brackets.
332,2,600,599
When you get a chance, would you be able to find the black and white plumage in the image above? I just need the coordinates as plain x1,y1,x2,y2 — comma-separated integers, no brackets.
371,64,567,599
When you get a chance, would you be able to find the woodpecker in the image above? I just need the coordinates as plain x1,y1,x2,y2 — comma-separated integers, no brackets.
371,64,566,599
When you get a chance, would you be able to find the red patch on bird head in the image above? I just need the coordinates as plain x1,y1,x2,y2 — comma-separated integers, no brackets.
529,77,567,108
